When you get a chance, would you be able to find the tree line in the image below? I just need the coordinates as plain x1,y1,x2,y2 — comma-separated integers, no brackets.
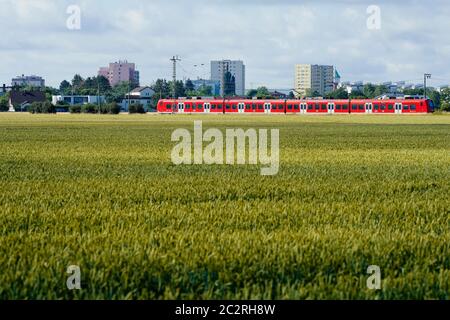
1,75,449,112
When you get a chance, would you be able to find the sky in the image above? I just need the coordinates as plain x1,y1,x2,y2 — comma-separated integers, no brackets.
1,0,450,89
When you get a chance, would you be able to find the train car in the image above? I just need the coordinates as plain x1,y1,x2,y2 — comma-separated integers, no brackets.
157,98,434,114
350,98,433,114
292,99,350,114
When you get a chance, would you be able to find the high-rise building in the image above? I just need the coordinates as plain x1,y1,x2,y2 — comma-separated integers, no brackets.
11,75,45,88
294,64,334,97
211,60,245,96
98,60,139,87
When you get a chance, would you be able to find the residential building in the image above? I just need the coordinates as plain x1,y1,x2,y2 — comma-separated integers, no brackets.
294,64,334,97
11,75,45,88
98,60,140,87
9,91,46,112
191,79,220,96
211,60,245,96
52,95,106,106
121,86,155,111
339,81,364,94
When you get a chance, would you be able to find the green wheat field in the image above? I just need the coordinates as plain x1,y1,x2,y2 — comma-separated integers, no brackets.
0,113,449,300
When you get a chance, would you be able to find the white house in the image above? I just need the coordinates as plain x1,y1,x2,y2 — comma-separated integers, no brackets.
121,86,155,111
52,95,106,105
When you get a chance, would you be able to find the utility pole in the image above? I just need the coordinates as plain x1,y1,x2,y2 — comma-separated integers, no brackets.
170,55,181,99
97,80,100,114
424,73,431,99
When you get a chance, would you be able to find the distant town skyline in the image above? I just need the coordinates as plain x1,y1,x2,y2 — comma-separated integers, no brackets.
1,0,450,88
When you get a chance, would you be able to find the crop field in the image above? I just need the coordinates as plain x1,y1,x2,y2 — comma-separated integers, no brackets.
0,113,449,300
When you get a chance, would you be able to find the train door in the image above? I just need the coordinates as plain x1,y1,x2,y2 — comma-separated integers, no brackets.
177,103,184,113
365,103,373,114
264,103,271,114
204,103,211,113
395,103,402,114
328,103,335,114
237,103,245,114
300,103,307,114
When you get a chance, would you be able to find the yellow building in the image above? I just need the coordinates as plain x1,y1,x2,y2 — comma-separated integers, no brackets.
294,64,334,97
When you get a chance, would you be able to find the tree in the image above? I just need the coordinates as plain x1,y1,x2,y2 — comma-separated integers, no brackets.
305,89,321,98
151,79,171,107
349,90,365,99
197,84,213,96
71,74,84,94
96,75,111,93
373,85,388,97
256,87,271,99
325,87,348,99
59,80,71,94
246,89,258,98
224,71,235,96
363,84,376,98
185,79,194,93
288,91,295,99
105,81,132,103
168,80,185,98
0,94,9,112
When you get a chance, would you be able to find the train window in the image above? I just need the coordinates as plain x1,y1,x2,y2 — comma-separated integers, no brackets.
374,104,379,110
308,105,313,110
196,104,202,109
352,105,357,110
287,105,292,110
252,104,256,110
321,104,326,110
336,105,341,110
381,105,386,110
294,104,299,110
217,104,222,109
403,105,409,110
315,104,319,110
232,105,237,110
246,104,251,110
410,104,416,110
226,104,231,110
258,105,263,110
358,105,364,110
211,105,216,110
343,104,348,110
388,105,393,110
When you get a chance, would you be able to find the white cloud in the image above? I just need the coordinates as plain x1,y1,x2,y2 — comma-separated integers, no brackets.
0,0,449,88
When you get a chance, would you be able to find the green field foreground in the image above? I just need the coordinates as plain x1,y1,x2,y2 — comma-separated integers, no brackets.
0,113,449,299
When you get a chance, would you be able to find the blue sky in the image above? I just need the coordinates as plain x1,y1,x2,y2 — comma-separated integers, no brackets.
1,0,450,88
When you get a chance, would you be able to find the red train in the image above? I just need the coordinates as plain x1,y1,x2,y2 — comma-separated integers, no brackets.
157,97,434,114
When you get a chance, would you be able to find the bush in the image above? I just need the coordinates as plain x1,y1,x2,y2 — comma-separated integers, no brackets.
129,103,146,114
69,105,82,113
28,101,56,114
108,102,121,114
81,104,97,114
440,102,450,112
0,100,8,112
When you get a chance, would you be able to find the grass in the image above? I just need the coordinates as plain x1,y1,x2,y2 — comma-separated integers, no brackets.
0,113,449,300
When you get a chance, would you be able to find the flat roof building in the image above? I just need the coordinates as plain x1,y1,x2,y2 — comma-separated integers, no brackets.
294,64,334,97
